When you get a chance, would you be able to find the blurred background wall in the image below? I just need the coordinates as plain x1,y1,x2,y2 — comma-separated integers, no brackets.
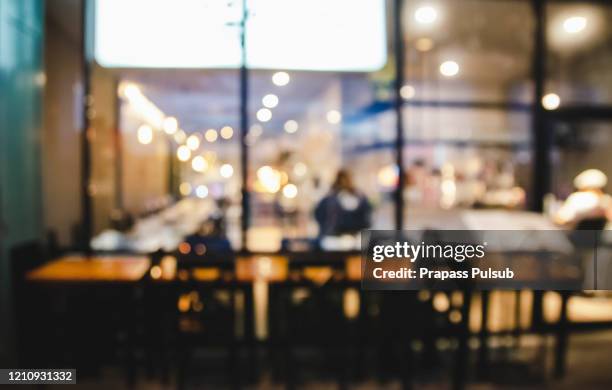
42,0,119,246
42,0,81,247
89,65,119,235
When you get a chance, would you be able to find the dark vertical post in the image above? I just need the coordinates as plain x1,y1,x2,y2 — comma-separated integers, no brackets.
80,0,93,253
239,0,250,250
554,291,570,378
453,290,471,390
530,0,549,359
393,0,406,230
530,0,550,212
477,291,490,378
113,78,123,210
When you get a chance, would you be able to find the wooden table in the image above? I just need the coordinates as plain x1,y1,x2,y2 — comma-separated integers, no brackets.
21,255,151,377
26,255,151,283
234,254,362,283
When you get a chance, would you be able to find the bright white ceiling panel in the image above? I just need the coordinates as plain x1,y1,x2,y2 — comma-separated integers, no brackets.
94,0,387,71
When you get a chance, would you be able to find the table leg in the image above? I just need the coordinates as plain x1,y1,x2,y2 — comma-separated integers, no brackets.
554,291,570,378
477,290,490,379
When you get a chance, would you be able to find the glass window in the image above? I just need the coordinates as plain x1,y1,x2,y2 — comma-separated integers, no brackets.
117,70,243,251
551,120,612,198
546,2,612,106
246,69,396,252
401,0,534,223
403,0,534,103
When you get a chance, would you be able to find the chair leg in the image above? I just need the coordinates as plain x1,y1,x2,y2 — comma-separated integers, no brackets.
401,341,413,390
283,335,295,390
453,291,471,390
177,348,191,390
477,291,490,379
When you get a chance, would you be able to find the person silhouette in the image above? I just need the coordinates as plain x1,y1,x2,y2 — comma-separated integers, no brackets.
314,169,372,237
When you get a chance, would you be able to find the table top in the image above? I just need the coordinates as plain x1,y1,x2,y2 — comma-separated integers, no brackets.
236,256,289,282
235,255,362,283
145,253,363,284
26,255,151,283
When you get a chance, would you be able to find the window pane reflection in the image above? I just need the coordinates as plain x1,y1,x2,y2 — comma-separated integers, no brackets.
403,0,534,103
246,71,395,252
116,71,243,252
401,0,533,226
546,2,612,106
552,121,612,198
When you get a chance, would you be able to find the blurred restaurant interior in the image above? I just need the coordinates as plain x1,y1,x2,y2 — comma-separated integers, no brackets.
2,0,612,388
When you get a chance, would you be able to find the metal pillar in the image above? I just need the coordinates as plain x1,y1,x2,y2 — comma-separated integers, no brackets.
80,0,93,253
530,0,550,212
393,0,406,230
113,78,123,210
239,0,250,250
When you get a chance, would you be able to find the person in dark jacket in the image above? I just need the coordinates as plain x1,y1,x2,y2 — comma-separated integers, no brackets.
315,169,372,236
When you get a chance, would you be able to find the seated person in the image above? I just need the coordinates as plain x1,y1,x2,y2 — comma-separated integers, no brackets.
555,169,612,229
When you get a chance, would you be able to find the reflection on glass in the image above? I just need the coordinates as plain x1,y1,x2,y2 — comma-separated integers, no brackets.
401,0,533,225
114,70,242,251
247,68,395,251
551,121,612,228
546,3,612,105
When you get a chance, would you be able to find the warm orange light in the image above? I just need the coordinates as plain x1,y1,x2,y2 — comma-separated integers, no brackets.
178,242,191,254
150,266,162,279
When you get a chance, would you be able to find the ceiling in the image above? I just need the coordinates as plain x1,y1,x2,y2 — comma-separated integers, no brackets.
121,69,362,134
402,0,534,84
111,0,539,134
44,0,549,136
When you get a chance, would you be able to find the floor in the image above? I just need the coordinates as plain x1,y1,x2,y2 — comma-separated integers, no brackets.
33,329,612,390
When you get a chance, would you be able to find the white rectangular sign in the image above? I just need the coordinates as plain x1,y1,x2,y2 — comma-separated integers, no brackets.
94,0,387,71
